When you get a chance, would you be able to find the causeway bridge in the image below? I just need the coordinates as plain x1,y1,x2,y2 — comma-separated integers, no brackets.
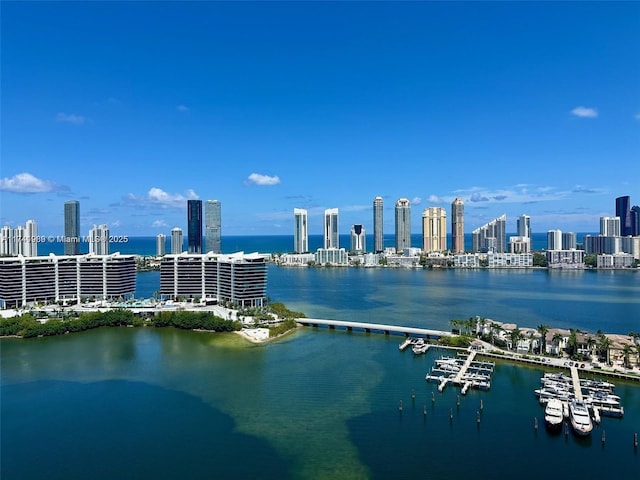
297,318,452,338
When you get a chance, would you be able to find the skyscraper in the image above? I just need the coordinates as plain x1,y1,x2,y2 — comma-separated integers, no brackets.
293,208,308,253
451,198,464,253
171,227,183,254
89,224,109,255
471,214,506,253
547,229,562,250
156,234,166,256
64,200,80,255
324,208,339,249
395,198,411,253
562,232,577,250
517,214,531,238
422,207,447,253
205,200,221,253
373,196,384,253
615,196,632,236
631,205,640,236
24,220,38,256
187,200,203,254
350,224,366,254
600,216,620,237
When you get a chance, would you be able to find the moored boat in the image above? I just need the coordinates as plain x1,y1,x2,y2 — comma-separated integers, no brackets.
544,398,564,430
569,400,593,436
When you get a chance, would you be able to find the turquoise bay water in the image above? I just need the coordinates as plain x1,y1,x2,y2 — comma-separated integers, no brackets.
3,264,640,479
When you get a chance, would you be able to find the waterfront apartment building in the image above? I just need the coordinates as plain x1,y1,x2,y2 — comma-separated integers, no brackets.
547,229,562,250
324,208,339,249
615,196,632,237
0,253,136,308
350,224,366,254
373,196,384,253
171,228,183,254
187,200,203,254
631,205,640,236
24,220,38,257
89,224,109,255
509,236,530,254
205,200,221,253
451,198,464,253
315,247,348,265
293,208,309,253
600,216,620,237
546,250,585,269
159,252,268,307
583,234,620,255
64,200,81,255
487,252,532,268
422,207,446,253
471,214,506,253
395,198,411,253
156,234,166,256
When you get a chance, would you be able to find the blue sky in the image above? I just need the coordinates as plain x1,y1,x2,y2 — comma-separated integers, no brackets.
1,1,639,237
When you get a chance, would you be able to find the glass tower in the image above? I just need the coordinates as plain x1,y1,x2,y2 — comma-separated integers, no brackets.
293,208,308,253
395,198,411,253
323,208,339,249
373,196,383,253
451,198,464,253
205,200,221,253
64,200,80,255
187,200,203,254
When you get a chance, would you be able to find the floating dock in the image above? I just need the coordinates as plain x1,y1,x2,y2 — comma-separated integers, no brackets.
426,350,494,393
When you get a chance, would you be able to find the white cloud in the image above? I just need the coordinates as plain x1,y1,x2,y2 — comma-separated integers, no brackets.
125,187,199,209
177,105,190,112
0,172,60,193
411,197,421,205
428,195,442,203
55,112,88,124
246,173,281,186
110,220,121,228
570,106,598,118
152,219,168,228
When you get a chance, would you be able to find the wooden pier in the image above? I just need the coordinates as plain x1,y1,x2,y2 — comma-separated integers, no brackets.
570,366,584,401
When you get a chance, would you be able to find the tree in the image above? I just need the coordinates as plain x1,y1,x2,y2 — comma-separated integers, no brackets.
552,332,563,356
509,328,522,351
622,344,633,368
489,322,503,346
586,336,597,359
597,335,612,364
584,254,597,268
532,252,547,267
536,324,550,354
567,329,578,358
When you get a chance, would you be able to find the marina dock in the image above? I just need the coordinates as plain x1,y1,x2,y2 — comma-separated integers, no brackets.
570,366,584,401
425,350,494,393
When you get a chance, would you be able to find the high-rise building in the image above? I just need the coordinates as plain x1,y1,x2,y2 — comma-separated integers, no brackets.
562,232,577,250
615,196,632,237
547,229,562,250
13,226,25,255
471,214,506,253
24,220,38,256
0,226,12,256
373,196,384,253
517,214,531,238
64,200,80,255
89,224,109,255
156,234,166,256
350,224,366,254
395,198,411,253
422,207,447,253
171,227,183,254
451,198,464,253
600,216,620,237
187,200,203,254
293,208,309,253
323,208,339,249
631,205,640,236
205,200,221,253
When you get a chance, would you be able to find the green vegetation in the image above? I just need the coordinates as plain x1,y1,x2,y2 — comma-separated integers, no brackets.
532,252,547,267
269,318,297,337
438,335,472,348
1,309,241,338
267,302,306,319
584,254,597,268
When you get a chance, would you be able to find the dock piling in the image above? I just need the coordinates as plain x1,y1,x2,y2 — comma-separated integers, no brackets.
399,400,403,414
480,399,483,411
449,407,453,421
601,430,606,445
432,392,435,404
634,432,638,449
534,417,538,431
476,410,480,424
456,395,460,407
411,389,415,401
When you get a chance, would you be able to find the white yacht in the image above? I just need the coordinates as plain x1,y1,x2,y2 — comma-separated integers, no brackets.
569,400,593,436
544,398,564,430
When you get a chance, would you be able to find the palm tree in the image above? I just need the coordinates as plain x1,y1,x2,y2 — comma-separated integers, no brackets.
567,329,578,358
489,322,503,346
552,332,563,356
536,324,550,355
509,328,522,352
478,317,487,338
586,336,597,360
597,335,613,365
622,344,633,368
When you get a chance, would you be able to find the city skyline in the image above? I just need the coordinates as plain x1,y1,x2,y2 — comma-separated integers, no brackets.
1,2,639,236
